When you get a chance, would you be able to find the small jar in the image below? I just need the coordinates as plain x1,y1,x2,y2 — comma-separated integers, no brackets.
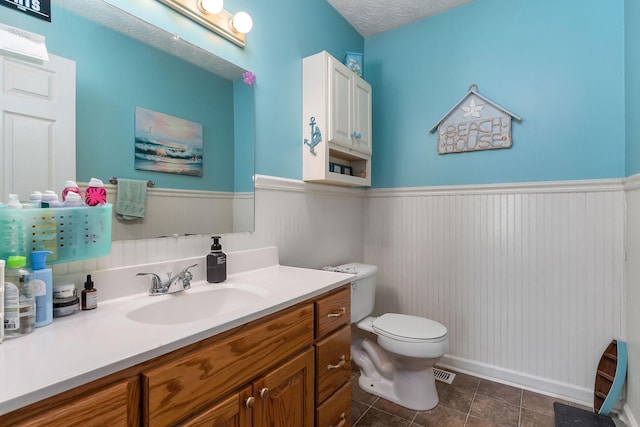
53,297,80,318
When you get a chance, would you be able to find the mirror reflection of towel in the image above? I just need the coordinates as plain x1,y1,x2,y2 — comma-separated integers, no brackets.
115,179,147,220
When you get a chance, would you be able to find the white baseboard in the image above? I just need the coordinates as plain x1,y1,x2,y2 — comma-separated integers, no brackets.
438,355,592,407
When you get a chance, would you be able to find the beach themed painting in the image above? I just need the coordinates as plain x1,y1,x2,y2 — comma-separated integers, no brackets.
134,107,204,176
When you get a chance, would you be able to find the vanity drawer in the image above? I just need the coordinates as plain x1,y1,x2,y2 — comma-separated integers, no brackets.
315,286,350,338
315,325,351,404
316,381,351,427
142,304,313,427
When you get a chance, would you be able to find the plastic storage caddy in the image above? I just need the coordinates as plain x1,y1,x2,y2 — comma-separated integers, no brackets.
0,204,112,265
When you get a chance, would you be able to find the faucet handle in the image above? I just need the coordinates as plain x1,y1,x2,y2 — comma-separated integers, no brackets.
181,264,198,289
136,272,164,294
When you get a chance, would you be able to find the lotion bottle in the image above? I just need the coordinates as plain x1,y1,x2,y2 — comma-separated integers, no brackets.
30,250,53,327
206,236,226,283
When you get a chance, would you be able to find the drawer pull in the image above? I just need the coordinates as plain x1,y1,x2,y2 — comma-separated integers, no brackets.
330,412,346,427
259,387,269,399
245,396,255,408
328,355,346,370
327,307,346,318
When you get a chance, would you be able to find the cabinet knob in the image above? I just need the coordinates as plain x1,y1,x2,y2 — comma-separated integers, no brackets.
259,387,270,399
327,307,346,318
327,355,346,370
329,412,346,427
244,396,255,408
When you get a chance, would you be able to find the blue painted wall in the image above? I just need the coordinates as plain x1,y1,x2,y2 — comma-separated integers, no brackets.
365,0,625,188
2,5,237,191
626,0,640,176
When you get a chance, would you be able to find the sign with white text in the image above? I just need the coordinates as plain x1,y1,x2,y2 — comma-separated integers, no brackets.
1,0,51,22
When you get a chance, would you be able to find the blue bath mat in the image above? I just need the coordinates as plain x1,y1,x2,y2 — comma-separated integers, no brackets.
554,402,615,426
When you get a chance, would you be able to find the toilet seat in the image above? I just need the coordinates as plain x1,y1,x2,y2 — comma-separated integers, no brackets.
373,313,447,343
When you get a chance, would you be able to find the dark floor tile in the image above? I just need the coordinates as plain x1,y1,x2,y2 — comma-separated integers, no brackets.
351,376,378,405
469,394,519,427
476,379,522,406
373,397,417,421
351,399,369,425
412,404,467,427
519,407,554,427
353,406,412,427
520,390,558,416
465,416,504,427
434,383,475,413
440,369,481,394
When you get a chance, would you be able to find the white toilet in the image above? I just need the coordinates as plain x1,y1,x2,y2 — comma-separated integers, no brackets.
335,263,449,411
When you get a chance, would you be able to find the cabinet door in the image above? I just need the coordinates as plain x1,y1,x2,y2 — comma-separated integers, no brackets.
352,77,372,155
8,378,138,427
253,348,314,427
181,385,252,427
327,56,353,149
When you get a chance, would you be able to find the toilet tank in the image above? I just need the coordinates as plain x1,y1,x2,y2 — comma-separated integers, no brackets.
332,263,378,323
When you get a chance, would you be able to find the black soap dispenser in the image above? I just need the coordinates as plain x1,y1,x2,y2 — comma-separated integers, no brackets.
207,235,227,283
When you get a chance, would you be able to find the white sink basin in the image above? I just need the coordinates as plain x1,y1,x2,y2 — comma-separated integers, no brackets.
126,284,268,325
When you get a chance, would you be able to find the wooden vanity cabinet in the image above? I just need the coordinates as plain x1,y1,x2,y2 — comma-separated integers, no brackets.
0,285,351,427
314,287,352,427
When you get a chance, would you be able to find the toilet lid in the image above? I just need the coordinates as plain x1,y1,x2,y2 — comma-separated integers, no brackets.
373,313,447,342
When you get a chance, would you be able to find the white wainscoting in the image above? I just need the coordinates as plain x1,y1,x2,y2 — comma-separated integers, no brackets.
364,179,625,404
624,175,640,427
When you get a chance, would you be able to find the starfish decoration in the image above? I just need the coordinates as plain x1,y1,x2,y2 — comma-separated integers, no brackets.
461,99,483,118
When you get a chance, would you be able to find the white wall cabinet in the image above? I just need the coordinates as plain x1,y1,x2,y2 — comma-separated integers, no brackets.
303,51,372,187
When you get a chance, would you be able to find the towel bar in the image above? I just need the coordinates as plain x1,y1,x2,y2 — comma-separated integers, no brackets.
109,177,155,187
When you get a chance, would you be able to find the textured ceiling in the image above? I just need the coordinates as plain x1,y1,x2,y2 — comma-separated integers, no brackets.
328,0,475,37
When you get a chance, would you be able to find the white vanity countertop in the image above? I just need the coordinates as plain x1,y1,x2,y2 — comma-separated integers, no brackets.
0,248,354,415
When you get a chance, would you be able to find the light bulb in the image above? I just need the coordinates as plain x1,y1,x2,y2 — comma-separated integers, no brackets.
199,0,223,14
230,11,253,34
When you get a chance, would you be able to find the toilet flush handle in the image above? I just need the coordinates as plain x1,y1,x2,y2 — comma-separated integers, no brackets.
327,307,346,318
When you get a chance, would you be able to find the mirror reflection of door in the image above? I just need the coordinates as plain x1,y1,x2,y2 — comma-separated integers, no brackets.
0,53,76,203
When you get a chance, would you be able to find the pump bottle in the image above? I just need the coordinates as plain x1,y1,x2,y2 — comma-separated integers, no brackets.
206,236,226,283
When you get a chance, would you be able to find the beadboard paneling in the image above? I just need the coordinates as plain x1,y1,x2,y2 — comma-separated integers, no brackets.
624,175,640,427
364,181,625,403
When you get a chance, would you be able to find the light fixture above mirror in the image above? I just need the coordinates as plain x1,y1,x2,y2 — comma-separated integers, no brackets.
157,0,252,48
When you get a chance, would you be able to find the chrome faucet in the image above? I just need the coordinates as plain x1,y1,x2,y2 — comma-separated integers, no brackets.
136,264,198,295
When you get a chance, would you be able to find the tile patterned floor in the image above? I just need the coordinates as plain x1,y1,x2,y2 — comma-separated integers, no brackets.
350,367,593,427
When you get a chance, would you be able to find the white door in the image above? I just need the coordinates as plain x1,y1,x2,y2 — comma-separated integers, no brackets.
0,53,76,203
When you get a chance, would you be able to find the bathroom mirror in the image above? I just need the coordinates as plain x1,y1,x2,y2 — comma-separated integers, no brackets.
4,0,255,239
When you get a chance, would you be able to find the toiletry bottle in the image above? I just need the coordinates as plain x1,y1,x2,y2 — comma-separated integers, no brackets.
41,191,63,208
30,250,53,327
85,178,107,206
3,256,35,338
6,194,22,209
81,274,97,310
29,191,42,208
206,235,226,283
61,180,82,201
63,192,84,207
